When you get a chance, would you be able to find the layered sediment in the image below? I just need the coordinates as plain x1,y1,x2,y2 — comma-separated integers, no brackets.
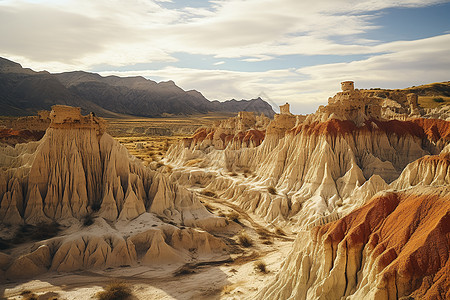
0,106,228,279
259,185,450,299
167,116,449,226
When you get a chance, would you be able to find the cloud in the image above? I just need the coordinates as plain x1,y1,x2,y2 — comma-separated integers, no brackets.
0,0,182,72
98,34,450,114
1,0,447,69
241,56,274,62
0,0,448,114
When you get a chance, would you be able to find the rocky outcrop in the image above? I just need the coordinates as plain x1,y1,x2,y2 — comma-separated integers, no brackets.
6,245,51,279
259,143,450,299
167,116,449,226
1,216,227,279
259,187,450,300
183,111,269,150
391,150,450,189
166,80,449,228
315,81,382,126
0,106,229,279
0,106,224,228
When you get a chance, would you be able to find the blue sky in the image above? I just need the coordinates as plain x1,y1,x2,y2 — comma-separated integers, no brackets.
1,0,449,114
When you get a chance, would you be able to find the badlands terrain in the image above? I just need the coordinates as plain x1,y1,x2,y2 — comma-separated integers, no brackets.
0,81,449,299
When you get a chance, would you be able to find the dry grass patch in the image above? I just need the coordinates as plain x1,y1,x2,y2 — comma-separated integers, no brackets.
256,228,274,244
418,95,450,108
254,260,268,274
0,222,61,250
95,281,133,300
237,231,253,247
82,213,95,227
226,211,240,223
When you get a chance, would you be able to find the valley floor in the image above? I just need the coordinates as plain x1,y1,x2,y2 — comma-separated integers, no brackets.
2,122,295,299
2,193,294,300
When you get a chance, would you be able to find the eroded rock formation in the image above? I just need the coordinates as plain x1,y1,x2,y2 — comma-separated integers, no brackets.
0,105,228,279
259,185,450,299
183,111,269,150
167,105,449,226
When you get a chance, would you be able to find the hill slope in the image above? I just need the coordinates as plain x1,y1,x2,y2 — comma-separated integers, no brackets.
0,57,275,117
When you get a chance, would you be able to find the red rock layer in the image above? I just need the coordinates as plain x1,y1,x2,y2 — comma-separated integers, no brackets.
0,128,45,145
316,191,450,299
290,118,450,143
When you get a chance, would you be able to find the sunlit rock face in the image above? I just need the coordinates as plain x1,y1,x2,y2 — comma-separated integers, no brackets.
166,82,449,228
166,114,449,227
0,106,228,279
259,187,450,299
258,143,450,300
162,85,450,300
182,111,269,151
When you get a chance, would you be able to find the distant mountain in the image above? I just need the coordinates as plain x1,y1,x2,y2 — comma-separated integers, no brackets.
210,98,275,118
0,57,275,117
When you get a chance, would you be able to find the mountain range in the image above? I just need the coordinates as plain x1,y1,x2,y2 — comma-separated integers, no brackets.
0,57,275,117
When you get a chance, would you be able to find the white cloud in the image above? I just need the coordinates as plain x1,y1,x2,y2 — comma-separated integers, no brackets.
241,56,274,62
1,0,447,68
0,0,449,115
98,34,450,114
213,61,225,65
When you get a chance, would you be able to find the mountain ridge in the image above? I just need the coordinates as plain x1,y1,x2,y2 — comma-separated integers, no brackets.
0,57,275,117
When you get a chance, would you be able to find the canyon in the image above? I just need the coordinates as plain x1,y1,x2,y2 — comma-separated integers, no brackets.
0,81,449,299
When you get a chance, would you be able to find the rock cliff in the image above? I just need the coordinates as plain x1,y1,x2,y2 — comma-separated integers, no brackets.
257,126,450,299
161,82,450,299
0,106,228,279
259,186,449,299
166,115,449,226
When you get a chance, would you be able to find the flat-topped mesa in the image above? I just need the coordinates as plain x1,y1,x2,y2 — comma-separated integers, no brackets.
316,81,382,125
2,110,51,132
279,103,292,115
341,80,354,91
49,105,106,136
267,103,296,136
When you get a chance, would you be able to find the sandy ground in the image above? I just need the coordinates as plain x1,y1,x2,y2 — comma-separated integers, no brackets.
1,182,295,300
2,228,293,300
2,236,290,300
0,114,294,300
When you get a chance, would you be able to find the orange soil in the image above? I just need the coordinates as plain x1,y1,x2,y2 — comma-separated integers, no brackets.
0,128,45,145
289,118,450,143
315,191,450,299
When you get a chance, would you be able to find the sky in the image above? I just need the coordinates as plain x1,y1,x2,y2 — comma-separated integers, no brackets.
1,0,449,114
